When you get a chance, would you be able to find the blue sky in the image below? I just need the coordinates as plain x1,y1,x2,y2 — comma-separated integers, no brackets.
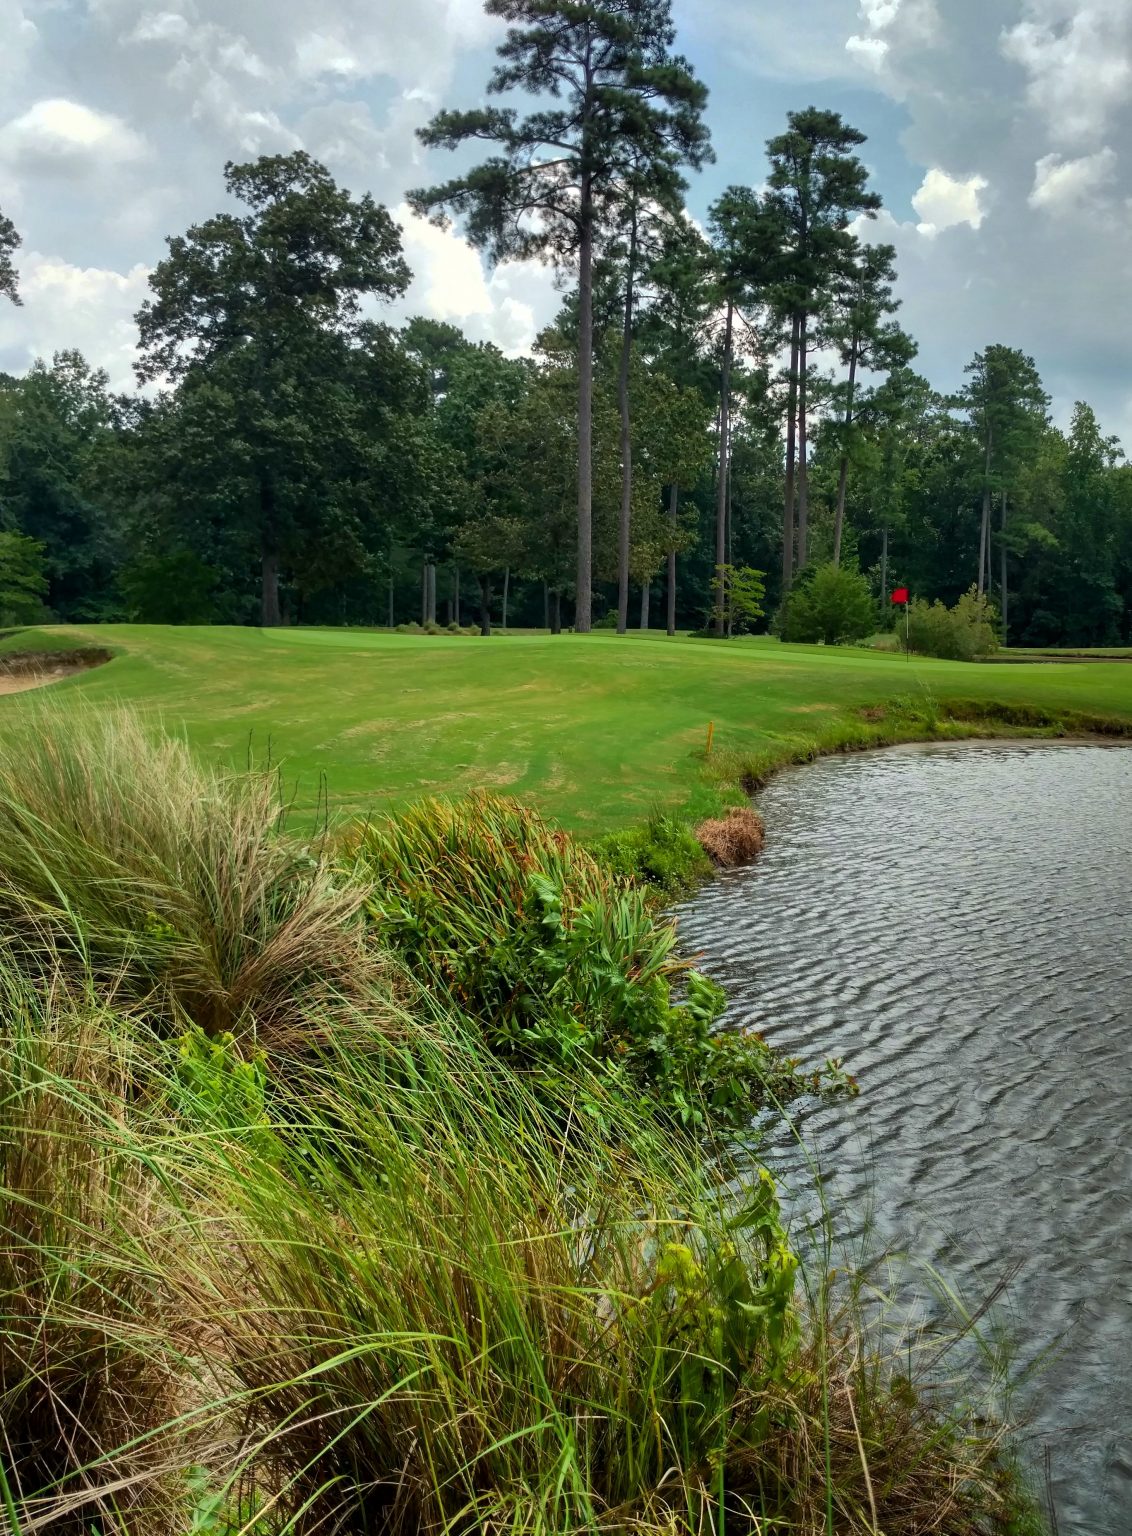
2,0,1130,444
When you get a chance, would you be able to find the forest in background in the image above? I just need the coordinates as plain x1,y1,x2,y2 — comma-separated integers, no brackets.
0,0,1130,649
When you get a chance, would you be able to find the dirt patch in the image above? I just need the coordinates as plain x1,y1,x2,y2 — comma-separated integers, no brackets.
0,648,113,695
695,806,766,868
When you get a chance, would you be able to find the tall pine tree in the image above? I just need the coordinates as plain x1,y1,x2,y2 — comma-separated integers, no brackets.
409,0,711,633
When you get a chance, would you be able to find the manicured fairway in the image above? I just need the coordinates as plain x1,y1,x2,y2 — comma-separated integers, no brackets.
5,625,1132,831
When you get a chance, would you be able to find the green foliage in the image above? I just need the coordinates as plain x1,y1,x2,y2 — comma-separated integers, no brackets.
119,548,219,624
356,794,840,1133
713,563,766,634
0,532,48,625
0,205,19,306
903,585,1000,659
781,562,877,645
595,808,712,895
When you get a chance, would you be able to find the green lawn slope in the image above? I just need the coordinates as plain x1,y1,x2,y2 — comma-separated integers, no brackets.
4,624,1131,830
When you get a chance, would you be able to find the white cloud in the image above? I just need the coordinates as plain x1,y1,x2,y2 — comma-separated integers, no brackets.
0,99,147,175
912,167,988,235
0,0,37,86
1003,1,1132,148
391,204,551,356
846,34,889,69
2,253,151,387
845,0,939,76
1030,147,1118,213
861,0,903,25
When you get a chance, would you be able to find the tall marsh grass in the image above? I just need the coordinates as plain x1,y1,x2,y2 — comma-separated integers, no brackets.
0,712,1042,1535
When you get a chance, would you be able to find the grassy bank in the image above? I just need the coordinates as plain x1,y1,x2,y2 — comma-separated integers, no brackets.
3,626,1131,833
0,710,1043,1534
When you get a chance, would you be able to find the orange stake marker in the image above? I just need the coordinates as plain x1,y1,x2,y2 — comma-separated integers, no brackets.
706,721,715,757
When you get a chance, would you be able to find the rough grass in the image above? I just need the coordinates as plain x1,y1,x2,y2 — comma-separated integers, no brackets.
0,987,183,1536
0,626,1127,832
1,988,1038,1536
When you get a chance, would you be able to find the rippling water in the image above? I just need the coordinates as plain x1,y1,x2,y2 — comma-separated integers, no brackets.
677,743,1132,1533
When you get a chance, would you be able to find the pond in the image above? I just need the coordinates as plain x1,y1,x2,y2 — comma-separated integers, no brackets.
677,742,1132,1534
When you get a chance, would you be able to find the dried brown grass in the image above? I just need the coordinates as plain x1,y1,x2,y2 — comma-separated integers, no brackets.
695,806,766,868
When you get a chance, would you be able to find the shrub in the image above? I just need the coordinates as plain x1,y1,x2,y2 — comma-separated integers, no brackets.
696,805,765,867
355,794,841,1132
0,709,383,1051
595,808,712,894
903,585,1000,659
394,620,423,634
781,563,877,645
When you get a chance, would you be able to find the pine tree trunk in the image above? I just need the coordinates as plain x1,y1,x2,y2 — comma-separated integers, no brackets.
259,476,281,627
261,547,281,628
421,561,428,626
478,574,492,637
667,484,679,637
454,567,460,626
616,205,638,636
880,526,889,614
725,458,734,639
543,579,549,631
575,175,594,633
714,299,734,638
550,589,562,635
640,580,650,629
782,312,801,598
387,569,394,629
1000,490,1009,641
798,310,810,571
833,340,859,568
978,426,993,595
427,564,437,625
502,566,510,630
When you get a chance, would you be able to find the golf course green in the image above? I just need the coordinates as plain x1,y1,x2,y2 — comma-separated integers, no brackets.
5,623,1131,831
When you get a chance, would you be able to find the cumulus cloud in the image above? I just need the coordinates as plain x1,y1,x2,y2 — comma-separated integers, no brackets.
912,168,989,235
391,204,549,356
1002,1,1132,148
1030,147,1118,213
845,0,939,77
3,253,151,387
0,99,147,176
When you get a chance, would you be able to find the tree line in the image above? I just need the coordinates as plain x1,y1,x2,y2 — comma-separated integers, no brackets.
1,0,1130,646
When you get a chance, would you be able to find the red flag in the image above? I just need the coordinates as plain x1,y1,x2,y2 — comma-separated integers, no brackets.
891,587,909,605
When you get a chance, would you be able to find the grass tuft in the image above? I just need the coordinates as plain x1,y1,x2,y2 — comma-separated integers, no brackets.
0,707,386,1053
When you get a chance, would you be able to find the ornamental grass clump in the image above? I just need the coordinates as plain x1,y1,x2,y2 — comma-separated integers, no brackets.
0,707,383,1053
